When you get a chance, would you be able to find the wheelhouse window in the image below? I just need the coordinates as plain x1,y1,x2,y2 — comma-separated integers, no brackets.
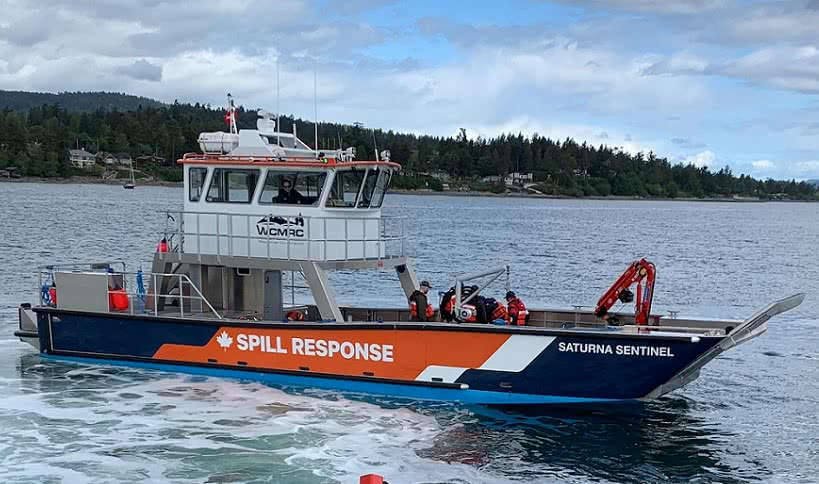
369,169,392,208
206,168,260,203
326,169,366,208
259,171,326,205
189,167,208,202
357,168,379,208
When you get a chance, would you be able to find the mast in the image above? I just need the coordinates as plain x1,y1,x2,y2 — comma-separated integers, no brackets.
276,55,280,146
314,58,318,158
227,93,238,135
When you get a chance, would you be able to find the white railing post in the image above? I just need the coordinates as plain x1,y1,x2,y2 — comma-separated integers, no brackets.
267,213,271,259
153,274,158,316
216,214,221,257
228,215,234,257
286,215,291,260
179,274,184,318
196,212,201,258
177,210,182,253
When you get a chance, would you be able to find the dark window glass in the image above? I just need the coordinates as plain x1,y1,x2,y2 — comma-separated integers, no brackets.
189,167,208,202
369,170,392,208
206,169,260,203
357,168,379,208
259,171,326,205
326,169,366,208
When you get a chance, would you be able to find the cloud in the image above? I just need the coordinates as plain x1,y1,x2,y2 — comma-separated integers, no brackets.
671,137,706,149
685,150,717,168
643,52,709,76
116,59,162,82
795,160,819,177
0,0,818,181
752,160,774,170
324,0,398,15
553,0,729,14
723,4,819,45
718,45,819,94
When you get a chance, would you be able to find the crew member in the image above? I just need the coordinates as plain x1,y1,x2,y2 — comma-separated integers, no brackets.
409,280,434,322
276,178,305,204
506,290,529,326
485,298,509,324
439,287,456,322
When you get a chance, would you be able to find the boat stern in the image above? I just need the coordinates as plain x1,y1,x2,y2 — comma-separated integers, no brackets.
14,304,40,351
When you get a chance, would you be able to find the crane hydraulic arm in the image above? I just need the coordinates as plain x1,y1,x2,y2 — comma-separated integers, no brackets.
594,258,657,325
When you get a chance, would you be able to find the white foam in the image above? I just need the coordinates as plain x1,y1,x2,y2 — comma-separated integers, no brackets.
0,362,529,483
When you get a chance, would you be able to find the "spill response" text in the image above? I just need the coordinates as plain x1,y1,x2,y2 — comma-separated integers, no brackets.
235,334,394,362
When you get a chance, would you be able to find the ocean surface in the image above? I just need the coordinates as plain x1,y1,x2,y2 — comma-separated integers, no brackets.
0,182,817,483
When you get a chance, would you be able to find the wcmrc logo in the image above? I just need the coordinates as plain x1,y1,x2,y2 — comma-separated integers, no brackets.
256,215,305,238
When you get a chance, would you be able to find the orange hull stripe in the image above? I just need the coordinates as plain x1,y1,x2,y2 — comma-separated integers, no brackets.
153,328,510,380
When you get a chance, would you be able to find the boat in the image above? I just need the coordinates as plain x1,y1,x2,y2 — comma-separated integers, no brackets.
14,98,804,406
124,159,136,189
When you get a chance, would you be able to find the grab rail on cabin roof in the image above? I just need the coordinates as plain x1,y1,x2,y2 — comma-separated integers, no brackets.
161,211,406,262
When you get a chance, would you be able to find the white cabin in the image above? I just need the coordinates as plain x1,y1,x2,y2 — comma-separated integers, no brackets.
176,113,401,263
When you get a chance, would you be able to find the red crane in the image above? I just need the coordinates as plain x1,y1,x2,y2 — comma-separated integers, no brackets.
594,258,656,325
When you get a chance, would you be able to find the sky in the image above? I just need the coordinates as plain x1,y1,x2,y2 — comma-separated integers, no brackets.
1,0,818,180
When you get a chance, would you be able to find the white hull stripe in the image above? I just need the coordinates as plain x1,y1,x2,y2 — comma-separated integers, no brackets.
415,335,556,383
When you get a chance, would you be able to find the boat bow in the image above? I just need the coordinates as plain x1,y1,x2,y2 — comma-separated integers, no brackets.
643,293,805,400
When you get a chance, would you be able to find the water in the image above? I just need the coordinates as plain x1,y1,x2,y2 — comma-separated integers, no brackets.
0,183,817,483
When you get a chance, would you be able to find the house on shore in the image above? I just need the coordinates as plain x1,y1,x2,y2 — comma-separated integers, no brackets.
114,153,133,166
97,152,119,166
135,154,168,166
69,149,96,169
505,172,533,187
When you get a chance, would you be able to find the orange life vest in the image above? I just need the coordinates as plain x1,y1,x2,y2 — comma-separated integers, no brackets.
109,287,129,311
491,303,509,324
507,297,529,326
285,310,305,321
410,301,434,319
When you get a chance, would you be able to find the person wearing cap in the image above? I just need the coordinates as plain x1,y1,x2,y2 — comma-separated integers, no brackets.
506,290,529,326
409,280,434,322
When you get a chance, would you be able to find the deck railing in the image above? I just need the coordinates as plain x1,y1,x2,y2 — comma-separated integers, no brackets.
39,264,221,320
162,210,405,262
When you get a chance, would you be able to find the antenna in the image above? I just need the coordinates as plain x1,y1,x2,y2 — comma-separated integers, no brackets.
314,57,318,158
276,54,280,146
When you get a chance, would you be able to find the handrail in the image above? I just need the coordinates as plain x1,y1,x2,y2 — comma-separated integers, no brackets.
45,269,222,320
131,271,222,320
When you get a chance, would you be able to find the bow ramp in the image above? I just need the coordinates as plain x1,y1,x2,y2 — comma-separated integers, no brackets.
643,293,805,400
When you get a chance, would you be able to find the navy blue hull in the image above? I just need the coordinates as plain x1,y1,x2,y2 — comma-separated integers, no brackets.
36,310,722,404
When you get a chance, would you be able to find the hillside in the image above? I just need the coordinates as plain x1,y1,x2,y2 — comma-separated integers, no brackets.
0,90,817,200
0,90,165,112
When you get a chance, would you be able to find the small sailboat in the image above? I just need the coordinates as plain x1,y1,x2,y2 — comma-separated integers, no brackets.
123,160,136,189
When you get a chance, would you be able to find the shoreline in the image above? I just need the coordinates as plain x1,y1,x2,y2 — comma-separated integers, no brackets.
2,177,813,202
387,188,795,203
0,176,182,187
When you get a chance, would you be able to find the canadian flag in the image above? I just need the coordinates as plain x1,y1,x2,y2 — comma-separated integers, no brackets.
224,110,234,126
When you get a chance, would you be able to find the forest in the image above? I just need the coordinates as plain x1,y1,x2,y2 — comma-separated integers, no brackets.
0,92,816,200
